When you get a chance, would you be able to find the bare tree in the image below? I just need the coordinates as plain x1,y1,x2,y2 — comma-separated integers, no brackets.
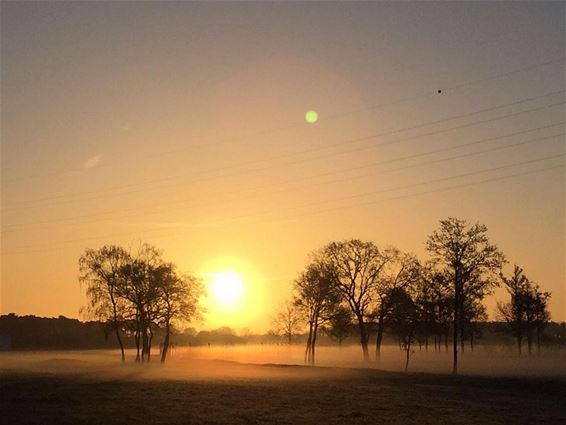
79,245,131,363
387,287,419,372
532,289,551,354
426,218,504,374
116,244,163,362
499,265,532,354
499,265,551,355
415,266,453,352
320,240,397,361
80,243,205,364
294,260,341,364
374,253,421,360
154,263,204,363
273,300,302,344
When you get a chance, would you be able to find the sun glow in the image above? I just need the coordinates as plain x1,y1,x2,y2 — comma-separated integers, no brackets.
199,257,268,330
210,272,243,306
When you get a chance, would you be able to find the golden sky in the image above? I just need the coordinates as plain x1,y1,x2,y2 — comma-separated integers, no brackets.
1,2,564,329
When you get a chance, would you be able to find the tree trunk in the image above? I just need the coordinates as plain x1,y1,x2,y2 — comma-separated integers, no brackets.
460,315,465,353
453,289,459,375
375,312,385,361
357,318,370,361
110,294,125,363
304,322,313,364
311,323,318,365
135,330,140,362
517,315,523,355
141,314,149,362
148,326,154,362
161,322,170,364
113,318,125,363
526,323,533,355
405,331,413,372
142,332,149,362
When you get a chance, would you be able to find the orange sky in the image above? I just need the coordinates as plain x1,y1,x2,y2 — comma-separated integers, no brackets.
1,2,564,329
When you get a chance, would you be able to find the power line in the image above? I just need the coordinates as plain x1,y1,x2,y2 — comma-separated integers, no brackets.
197,153,566,226
3,129,562,231
3,163,562,256
4,56,563,186
275,164,565,226
4,91,563,212
212,90,564,170
219,100,563,178
2,154,562,255
234,122,565,195
323,58,564,121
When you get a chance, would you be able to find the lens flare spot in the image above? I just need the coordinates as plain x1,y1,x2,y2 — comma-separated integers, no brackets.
305,110,318,124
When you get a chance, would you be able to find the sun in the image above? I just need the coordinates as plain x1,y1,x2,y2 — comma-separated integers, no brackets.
210,271,243,306
199,257,264,327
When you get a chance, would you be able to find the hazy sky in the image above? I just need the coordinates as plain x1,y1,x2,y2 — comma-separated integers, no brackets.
1,1,564,329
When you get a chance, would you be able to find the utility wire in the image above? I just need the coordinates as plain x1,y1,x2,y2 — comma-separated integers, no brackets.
265,164,565,227
2,154,562,255
4,56,562,186
2,129,562,231
196,153,566,226
4,91,563,211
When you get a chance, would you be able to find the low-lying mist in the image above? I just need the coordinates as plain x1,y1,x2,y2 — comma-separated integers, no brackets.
2,344,565,382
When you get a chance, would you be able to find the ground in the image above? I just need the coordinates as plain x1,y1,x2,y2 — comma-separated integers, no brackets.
1,360,565,425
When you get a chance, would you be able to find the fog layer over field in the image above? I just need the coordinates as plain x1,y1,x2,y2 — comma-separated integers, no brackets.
1,345,565,380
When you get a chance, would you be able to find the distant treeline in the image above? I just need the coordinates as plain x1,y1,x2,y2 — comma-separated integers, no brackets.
1,313,564,351
0,314,243,350
0,314,125,350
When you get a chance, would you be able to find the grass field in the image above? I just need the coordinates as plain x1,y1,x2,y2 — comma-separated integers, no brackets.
1,351,565,425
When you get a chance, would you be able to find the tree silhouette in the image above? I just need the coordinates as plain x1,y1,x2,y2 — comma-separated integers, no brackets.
498,265,551,354
387,287,419,371
79,245,131,362
294,260,341,364
116,245,161,362
273,300,302,344
319,240,397,361
154,263,204,363
531,289,551,354
413,266,449,352
426,218,505,374
79,243,203,363
374,252,421,360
